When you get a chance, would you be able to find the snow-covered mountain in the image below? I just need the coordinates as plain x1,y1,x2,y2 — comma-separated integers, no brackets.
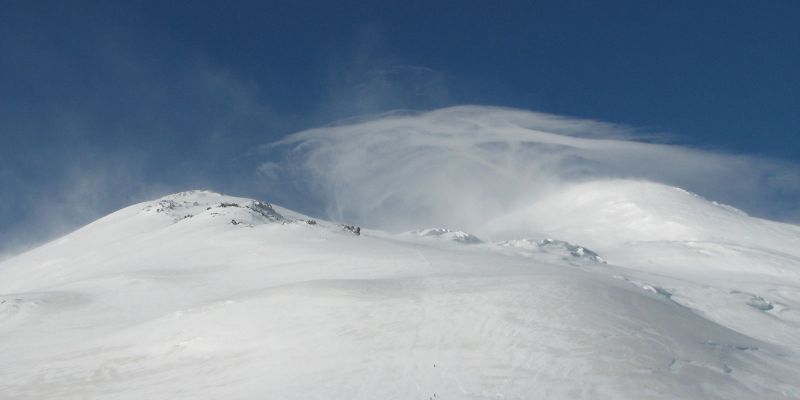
1,184,799,399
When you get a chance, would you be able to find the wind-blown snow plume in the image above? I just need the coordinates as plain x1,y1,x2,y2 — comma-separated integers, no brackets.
270,106,800,236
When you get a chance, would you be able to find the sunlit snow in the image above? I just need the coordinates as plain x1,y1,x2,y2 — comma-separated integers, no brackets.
1,186,799,399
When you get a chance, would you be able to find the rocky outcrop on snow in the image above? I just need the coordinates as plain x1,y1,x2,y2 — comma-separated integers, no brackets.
496,238,606,264
142,190,285,226
406,228,483,244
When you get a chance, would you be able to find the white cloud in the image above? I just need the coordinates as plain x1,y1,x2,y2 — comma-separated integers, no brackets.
270,105,800,234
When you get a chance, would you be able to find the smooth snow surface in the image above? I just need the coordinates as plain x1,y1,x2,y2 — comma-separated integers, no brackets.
1,186,800,399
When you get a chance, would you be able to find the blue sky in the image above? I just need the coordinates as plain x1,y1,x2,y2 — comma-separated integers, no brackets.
1,0,799,255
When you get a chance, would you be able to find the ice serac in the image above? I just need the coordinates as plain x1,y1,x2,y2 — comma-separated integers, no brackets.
1,186,799,399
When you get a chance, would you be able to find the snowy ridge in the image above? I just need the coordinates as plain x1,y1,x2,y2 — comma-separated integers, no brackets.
1,185,800,399
488,180,800,254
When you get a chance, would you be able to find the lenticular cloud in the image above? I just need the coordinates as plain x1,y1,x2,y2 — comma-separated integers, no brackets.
269,106,800,234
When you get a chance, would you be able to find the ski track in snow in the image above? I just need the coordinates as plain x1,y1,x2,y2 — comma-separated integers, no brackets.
1,187,799,399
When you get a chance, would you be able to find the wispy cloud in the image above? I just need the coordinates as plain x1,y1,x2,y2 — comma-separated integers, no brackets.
268,106,800,235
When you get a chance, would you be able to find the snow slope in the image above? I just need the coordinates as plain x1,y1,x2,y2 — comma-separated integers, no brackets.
1,187,799,399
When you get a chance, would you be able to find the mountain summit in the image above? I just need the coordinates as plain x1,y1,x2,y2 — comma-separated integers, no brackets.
1,185,799,399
